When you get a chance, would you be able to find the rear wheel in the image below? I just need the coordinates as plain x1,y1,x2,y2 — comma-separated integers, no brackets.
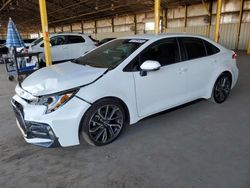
212,73,232,103
80,99,126,146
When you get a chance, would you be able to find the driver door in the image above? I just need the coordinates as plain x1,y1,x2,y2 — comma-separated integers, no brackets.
132,38,188,117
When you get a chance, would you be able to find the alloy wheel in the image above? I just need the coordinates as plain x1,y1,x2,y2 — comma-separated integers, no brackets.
214,75,231,103
88,105,124,144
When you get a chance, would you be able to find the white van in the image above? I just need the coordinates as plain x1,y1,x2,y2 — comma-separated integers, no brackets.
28,33,96,64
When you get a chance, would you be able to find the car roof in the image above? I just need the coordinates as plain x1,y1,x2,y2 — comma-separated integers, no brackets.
120,33,209,40
50,32,87,36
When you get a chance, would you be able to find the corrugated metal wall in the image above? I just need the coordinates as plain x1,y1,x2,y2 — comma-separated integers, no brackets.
239,23,250,50
45,0,250,50
164,23,250,50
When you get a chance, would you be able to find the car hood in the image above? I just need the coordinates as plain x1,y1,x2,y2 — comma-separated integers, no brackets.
21,62,107,96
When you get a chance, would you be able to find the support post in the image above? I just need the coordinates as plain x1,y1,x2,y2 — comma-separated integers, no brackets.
154,0,160,34
81,21,84,33
111,18,114,32
214,0,222,43
247,31,250,54
94,20,97,34
162,9,167,33
134,14,137,35
70,24,73,32
207,1,213,38
39,0,51,66
235,0,244,50
184,5,187,32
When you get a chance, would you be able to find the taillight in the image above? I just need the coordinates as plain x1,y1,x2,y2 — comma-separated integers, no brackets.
232,52,237,59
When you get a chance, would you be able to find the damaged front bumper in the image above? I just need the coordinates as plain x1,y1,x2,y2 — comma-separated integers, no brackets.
11,92,91,148
11,99,60,147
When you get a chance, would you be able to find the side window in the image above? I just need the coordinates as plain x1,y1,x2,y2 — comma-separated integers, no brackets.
140,38,180,66
50,35,66,46
203,40,220,55
123,38,180,72
180,37,206,60
67,35,85,44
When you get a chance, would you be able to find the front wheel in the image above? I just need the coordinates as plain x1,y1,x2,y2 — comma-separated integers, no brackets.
211,73,232,103
80,99,126,146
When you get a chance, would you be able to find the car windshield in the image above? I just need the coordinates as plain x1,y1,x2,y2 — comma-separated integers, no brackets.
74,39,147,69
32,37,43,46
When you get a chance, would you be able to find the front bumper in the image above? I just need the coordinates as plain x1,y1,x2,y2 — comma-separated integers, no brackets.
11,94,91,147
12,99,60,147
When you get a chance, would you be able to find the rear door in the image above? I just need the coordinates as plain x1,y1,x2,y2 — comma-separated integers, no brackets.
50,35,69,62
66,35,87,60
178,37,218,99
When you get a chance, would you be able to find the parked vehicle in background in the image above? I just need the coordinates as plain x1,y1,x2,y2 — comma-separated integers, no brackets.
12,34,239,148
0,39,5,47
17,39,37,53
98,38,116,46
28,33,96,66
0,39,37,63
0,45,8,64
0,45,8,54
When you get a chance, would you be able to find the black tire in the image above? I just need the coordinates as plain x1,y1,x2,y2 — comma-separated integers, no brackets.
8,75,14,81
80,98,126,146
211,73,232,104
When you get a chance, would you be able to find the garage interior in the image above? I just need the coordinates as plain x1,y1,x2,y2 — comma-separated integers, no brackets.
0,0,250,50
0,0,250,187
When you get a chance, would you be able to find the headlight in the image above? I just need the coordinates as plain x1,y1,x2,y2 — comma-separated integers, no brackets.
38,89,78,113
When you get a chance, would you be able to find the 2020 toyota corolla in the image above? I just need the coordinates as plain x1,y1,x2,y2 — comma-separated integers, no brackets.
11,34,239,147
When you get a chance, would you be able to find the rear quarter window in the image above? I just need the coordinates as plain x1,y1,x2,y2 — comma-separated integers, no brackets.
203,40,220,55
67,35,85,44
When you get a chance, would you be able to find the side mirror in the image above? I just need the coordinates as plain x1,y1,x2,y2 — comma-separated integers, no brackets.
140,60,161,76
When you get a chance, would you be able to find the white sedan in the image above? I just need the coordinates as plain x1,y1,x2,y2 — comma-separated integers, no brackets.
12,34,239,147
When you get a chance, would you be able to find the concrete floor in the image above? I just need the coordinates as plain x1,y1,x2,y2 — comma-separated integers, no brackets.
0,52,250,188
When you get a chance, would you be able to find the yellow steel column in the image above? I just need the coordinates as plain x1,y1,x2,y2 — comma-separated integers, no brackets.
235,0,244,50
247,31,250,54
154,0,160,34
39,0,52,66
214,0,222,43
